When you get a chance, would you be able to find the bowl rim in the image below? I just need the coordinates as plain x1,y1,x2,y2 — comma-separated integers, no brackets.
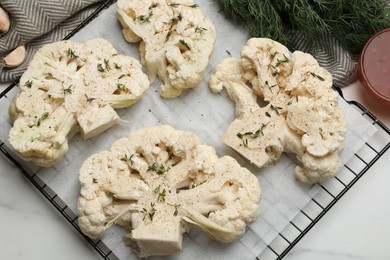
358,27,390,103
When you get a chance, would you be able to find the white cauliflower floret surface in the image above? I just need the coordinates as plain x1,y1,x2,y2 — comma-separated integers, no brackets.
8,38,150,167
77,125,260,257
116,0,216,98
209,38,347,184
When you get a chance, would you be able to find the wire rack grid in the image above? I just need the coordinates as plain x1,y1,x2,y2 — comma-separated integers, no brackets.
1,1,390,259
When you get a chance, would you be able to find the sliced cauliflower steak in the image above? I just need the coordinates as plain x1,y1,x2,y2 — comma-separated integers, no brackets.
8,39,149,167
77,125,260,257
209,38,347,184
117,0,216,98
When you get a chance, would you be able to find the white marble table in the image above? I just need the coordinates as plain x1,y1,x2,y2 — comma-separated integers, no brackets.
1,80,389,260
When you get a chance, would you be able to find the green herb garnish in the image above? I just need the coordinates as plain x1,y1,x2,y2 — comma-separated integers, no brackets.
141,202,156,221
178,39,191,50
120,154,134,164
118,74,130,79
195,26,207,35
169,2,180,7
207,211,215,217
237,123,268,147
85,94,96,103
310,72,325,81
147,163,170,175
36,113,49,127
97,63,105,72
270,104,282,115
165,30,173,42
275,54,290,67
167,203,181,216
25,80,33,88
265,80,276,89
117,83,126,89
287,95,299,105
268,64,279,77
104,59,110,71
154,186,167,202
149,3,159,9
63,85,73,94
137,10,153,23
67,48,79,59
97,60,110,72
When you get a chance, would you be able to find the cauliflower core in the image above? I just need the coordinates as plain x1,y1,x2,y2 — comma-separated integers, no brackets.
209,38,347,184
77,125,260,257
116,0,216,98
8,38,150,167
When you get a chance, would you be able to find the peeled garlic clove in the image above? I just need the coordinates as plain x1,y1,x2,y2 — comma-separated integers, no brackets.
0,7,10,34
4,45,26,68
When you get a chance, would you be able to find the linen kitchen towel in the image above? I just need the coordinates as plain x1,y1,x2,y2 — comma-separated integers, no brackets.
0,0,103,82
288,31,358,87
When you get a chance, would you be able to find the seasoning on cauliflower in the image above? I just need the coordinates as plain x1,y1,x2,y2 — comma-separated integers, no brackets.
8,38,150,167
209,38,347,184
116,0,216,98
77,125,260,257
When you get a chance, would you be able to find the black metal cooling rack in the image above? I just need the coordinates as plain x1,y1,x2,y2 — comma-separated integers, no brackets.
257,85,390,259
0,0,119,259
1,1,390,259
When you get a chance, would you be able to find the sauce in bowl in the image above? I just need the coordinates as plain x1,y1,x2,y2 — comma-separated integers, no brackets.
358,28,390,105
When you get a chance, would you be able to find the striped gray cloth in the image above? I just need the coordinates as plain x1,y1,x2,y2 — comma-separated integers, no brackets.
0,0,102,83
288,31,358,87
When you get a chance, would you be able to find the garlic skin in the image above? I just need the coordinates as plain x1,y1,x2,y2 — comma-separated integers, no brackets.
4,45,26,68
0,7,10,34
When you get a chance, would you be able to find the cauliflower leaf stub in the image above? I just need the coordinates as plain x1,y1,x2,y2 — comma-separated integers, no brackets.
116,0,216,98
209,38,347,184
77,125,260,257
8,38,149,167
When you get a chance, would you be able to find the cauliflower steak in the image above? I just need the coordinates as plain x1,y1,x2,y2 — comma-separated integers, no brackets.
209,38,347,184
77,125,260,257
8,38,150,167
116,0,216,98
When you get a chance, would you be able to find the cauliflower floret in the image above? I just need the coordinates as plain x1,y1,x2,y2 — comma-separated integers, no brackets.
209,38,347,184
9,105,77,167
240,38,292,101
8,38,150,167
116,0,216,98
77,125,260,257
286,98,347,156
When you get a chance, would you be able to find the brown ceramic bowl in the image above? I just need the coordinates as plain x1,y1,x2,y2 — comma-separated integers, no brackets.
358,28,390,106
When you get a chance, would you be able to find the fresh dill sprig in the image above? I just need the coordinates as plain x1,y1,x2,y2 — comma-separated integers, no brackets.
214,0,390,54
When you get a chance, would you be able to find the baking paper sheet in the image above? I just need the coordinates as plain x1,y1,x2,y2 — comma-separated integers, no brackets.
0,1,378,259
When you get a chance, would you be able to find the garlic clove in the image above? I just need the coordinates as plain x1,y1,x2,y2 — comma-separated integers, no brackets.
0,7,10,34
4,45,26,68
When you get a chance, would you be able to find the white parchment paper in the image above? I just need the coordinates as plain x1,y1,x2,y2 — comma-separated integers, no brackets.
0,1,378,259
